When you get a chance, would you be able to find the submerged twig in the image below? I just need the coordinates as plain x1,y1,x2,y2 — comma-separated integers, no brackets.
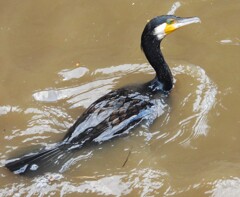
122,148,132,168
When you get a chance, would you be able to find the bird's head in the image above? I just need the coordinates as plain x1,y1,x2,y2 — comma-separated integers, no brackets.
142,15,201,42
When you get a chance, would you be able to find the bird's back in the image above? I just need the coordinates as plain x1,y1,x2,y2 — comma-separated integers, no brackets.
63,85,166,147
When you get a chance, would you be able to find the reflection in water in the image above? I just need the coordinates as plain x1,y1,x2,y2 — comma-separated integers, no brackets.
3,105,73,144
5,166,239,197
33,76,119,108
58,66,89,81
0,106,22,115
0,168,167,196
172,64,217,146
33,64,152,108
218,38,240,46
209,178,240,197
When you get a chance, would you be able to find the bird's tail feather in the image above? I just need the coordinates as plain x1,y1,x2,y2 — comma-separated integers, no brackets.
5,143,75,176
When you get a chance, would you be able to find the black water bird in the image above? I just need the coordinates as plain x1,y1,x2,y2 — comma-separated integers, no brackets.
5,15,200,175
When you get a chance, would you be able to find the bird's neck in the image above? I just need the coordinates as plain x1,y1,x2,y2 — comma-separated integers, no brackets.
142,39,173,92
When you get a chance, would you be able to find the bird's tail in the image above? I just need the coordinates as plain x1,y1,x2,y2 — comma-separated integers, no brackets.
5,143,76,176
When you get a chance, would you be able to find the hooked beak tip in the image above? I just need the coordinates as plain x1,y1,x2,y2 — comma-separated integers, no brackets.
192,17,201,23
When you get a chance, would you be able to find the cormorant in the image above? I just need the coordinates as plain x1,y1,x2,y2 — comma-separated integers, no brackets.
5,15,200,175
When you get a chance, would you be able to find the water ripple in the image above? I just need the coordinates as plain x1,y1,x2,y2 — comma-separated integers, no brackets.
31,63,217,146
0,168,168,196
172,64,218,145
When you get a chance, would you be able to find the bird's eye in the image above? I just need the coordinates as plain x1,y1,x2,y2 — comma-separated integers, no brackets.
166,19,175,25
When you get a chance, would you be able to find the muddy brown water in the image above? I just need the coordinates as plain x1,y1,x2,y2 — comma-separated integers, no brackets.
0,0,240,196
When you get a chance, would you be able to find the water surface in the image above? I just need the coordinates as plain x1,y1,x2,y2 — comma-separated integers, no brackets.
0,0,240,196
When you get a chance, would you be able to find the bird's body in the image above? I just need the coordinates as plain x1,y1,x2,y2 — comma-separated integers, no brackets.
5,15,200,175
63,79,166,146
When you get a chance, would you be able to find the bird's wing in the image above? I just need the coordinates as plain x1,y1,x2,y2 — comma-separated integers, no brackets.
63,88,155,145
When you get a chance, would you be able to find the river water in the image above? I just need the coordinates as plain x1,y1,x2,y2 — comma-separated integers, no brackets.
0,0,240,196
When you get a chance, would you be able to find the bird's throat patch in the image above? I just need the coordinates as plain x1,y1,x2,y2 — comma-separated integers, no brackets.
164,24,176,34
